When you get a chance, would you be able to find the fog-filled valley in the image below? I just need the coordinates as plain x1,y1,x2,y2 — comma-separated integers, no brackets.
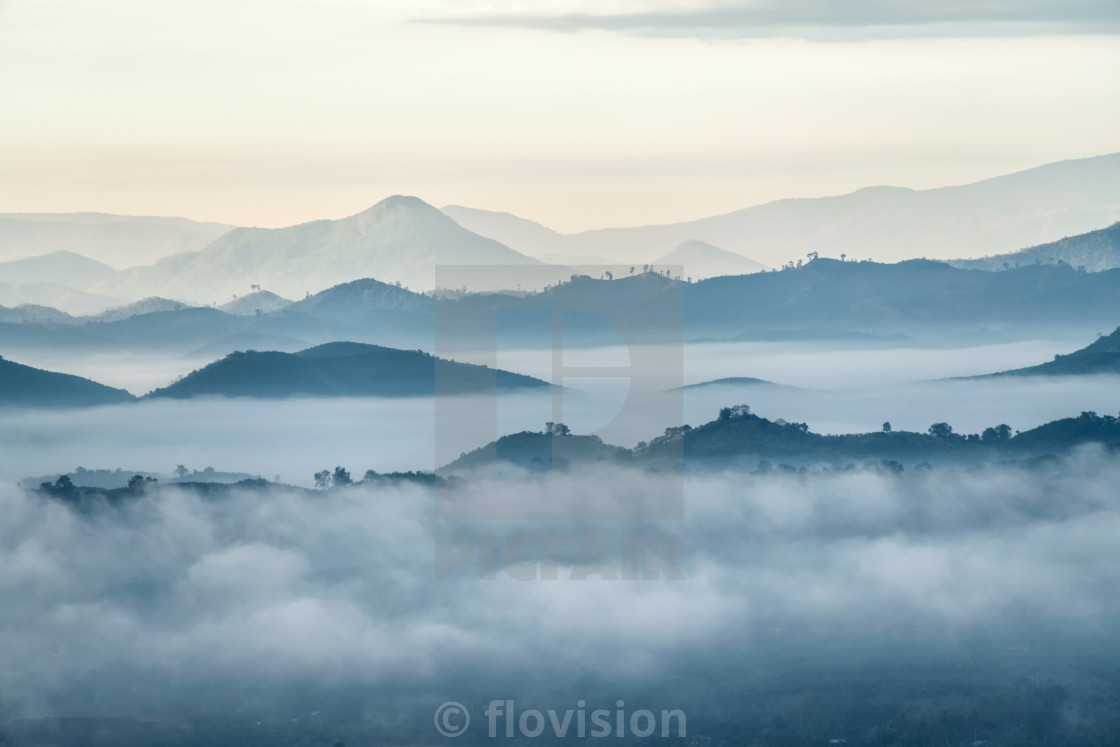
5,153,1120,746
2,456,1120,745
5,338,1120,487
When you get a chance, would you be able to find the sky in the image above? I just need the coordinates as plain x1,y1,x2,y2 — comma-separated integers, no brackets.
1,0,1118,232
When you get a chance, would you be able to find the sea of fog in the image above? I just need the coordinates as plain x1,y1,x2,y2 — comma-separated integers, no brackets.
1,457,1119,742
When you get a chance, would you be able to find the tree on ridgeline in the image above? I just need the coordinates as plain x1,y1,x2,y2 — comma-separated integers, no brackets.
982,424,1013,442
928,422,954,439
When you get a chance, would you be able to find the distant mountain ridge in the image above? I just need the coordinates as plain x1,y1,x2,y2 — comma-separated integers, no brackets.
0,280,122,316
0,212,232,268
219,290,293,316
6,258,1120,354
951,221,1120,273
94,196,541,304
445,154,1120,267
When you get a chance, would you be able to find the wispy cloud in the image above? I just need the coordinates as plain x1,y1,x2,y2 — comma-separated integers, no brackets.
422,0,1120,39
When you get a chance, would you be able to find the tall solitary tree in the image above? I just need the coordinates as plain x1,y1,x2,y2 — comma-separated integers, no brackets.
332,466,352,486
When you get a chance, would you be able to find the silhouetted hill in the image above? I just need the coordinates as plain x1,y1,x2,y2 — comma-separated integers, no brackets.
977,327,1120,377
147,341,549,399
219,290,293,316
654,239,767,279
90,297,189,322
0,355,136,408
0,250,117,290
952,221,1120,273
678,377,786,390
0,304,76,325
440,405,1120,473
440,430,627,474
245,277,436,348
88,307,249,348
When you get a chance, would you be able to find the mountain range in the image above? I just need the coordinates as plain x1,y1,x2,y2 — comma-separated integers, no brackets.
92,196,543,304
6,257,1120,356
442,153,1120,268
4,154,1120,310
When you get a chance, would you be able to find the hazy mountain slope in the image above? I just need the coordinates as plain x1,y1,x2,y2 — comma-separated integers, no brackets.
977,327,1120,377
243,277,436,348
0,304,76,325
86,308,250,349
0,251,117,290
568,153,1120,266
148,341,549,399
951,221,1120,272
1,308,258,351
440,431,626,474
281,277,432,320
10,259,1120,353
441,204,577,260
0,355,136,408
90,297,189,322
682,259,1120,337
654,240,766,279
678,377,787,390
219,290,292,316
95,196,541,304
0,281,122,315
0,213,233,268
0,280,435,353
431,259,1120,347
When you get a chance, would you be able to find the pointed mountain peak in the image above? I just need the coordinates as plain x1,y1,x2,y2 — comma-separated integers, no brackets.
357,195,443,218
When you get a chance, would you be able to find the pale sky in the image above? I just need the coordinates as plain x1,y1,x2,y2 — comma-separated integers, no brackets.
1,0,1118,232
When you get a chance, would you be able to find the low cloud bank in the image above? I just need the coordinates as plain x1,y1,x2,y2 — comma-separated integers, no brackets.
2,451,1120,743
